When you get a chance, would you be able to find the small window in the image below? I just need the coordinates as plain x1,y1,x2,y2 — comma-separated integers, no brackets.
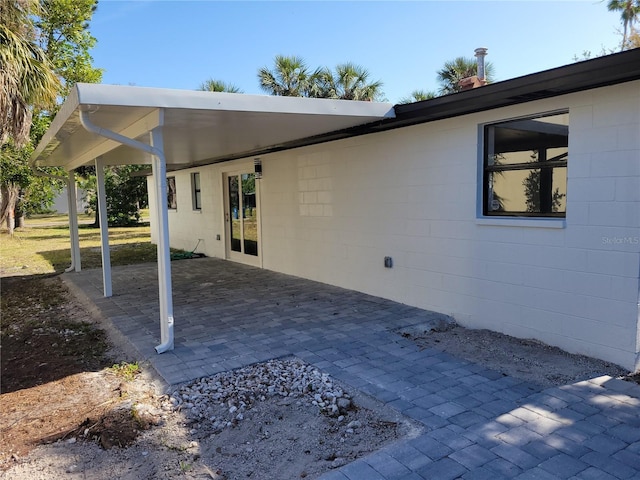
483,112,568,217
167,176,177,209
191,172,202,210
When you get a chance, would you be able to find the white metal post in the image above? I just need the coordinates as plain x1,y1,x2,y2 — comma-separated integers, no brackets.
95,157,112,297
79,109,173,352
150,122,174,353
66,171,81,272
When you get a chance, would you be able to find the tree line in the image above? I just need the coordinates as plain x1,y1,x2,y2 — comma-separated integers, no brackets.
200,54,495,103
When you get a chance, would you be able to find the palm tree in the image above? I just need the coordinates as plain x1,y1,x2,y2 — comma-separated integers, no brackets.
199,78,243,93
436,56,494,96
257,55,320,97
1,0,60,233
0,0,59,147
607,0,640,50
398,89,437,104
316,63,384,101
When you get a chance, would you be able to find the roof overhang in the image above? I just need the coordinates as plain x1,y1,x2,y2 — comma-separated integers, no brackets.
387,48,640,130
30,84,396,171
31,49,640,172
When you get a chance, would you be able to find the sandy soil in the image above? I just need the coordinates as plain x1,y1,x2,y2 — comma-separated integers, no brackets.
2,370,418,480
397,322,629,388
1,276,635,479
0,277,416,480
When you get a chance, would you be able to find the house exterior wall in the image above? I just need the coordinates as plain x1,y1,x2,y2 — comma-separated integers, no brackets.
154,81,640,370
148,163,245,259
52,186,87,214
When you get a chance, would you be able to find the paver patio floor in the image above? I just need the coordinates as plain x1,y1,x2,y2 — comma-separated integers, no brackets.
64,257,640,479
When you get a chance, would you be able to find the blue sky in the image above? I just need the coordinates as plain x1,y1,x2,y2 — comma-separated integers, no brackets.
90,1,624,104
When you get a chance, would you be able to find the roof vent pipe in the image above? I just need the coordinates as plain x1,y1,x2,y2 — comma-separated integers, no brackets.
474,47,488,81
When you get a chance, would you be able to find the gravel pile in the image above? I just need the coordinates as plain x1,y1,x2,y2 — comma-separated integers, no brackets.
163,358,354,433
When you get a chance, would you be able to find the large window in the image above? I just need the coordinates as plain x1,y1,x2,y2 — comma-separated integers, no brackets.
483,112,568,217
167,177,177,209
191,172,201,211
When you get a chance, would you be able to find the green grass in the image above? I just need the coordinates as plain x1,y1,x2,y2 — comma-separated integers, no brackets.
0,212,162,277
108,361,141,381
26,212,93,225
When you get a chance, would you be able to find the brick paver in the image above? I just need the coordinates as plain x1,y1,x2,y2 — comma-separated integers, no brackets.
63,258,640,479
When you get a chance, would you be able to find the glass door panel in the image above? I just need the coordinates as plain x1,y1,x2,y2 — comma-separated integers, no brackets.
227,175,241,253
241,173,258,256
226,172,259,261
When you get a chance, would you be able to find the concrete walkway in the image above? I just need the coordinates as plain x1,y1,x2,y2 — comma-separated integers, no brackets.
64,258,640,480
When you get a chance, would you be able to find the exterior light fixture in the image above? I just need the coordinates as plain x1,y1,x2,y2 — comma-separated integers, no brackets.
254,158,262,179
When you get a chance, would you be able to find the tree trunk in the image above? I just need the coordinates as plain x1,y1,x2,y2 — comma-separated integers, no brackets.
92,206,99,228
0,183,19,235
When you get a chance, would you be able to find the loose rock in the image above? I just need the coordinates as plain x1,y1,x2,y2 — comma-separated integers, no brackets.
164,358,360,433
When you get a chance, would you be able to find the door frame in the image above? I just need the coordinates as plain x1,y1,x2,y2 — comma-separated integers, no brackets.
222,166,262,268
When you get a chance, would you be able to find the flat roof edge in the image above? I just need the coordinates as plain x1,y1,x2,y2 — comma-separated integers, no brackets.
74,83,396,118
30,85,81,168
165,49,640,172
391,49,640,127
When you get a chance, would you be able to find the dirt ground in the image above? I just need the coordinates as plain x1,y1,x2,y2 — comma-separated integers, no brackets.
0,276,415,479
397,322,630,388
1,275,636,479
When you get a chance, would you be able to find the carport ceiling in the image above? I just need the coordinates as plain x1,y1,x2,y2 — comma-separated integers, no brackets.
31,83,395,171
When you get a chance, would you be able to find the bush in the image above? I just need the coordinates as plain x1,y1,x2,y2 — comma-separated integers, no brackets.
81,166,148,227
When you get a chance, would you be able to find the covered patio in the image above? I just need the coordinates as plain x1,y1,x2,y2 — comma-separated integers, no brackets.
62,256,442,386
30,83,395,354
61,257,640,479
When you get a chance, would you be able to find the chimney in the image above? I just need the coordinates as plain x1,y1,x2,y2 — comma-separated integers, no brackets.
474,47,488,81
459,47,489,91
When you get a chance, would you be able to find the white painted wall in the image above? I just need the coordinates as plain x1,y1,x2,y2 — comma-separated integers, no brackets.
153,81,640,370
148,161,249,259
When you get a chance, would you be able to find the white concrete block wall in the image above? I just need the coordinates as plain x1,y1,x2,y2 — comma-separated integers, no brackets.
164,169,215,256
154,81,640,370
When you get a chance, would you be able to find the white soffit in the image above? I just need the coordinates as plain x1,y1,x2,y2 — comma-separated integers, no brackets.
31,83,396,171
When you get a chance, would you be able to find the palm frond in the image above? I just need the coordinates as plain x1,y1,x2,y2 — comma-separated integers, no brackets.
436,55,495,95
199,78,243,93
0,17,60,147
398,90,437,104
